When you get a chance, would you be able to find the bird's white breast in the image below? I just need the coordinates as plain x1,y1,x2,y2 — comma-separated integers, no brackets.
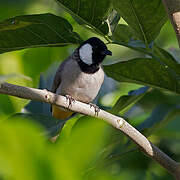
56,59,104,103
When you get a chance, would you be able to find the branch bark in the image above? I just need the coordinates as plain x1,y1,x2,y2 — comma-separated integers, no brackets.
162,0,180,48
0,82,180,179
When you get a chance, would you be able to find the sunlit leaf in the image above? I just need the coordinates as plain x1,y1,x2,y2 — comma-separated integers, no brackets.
0,13,82,53
111,41,150,55
113,0,167,44
0,119,50,180
54,116,107,178
0,73,31,83
58,115,80,140
112,87,150,115
0,117,108,180
0,94,15,115
9,113,64,137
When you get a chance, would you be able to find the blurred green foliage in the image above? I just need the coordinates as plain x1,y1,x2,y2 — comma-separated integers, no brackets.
0,0,180,179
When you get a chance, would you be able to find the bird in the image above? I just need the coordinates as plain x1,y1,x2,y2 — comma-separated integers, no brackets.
51,37,112,120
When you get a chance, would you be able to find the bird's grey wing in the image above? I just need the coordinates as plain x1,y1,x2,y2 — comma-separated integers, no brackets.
51,59,68,93
50,59,69,113
51,49,79,93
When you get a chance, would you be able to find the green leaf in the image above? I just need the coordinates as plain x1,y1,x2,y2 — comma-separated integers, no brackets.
167,48,180,64
0,13,82,54
112,87,150,115
137,104,180,136
0,119,54,180
9,113,64,137
55,116,107,176
59,115,80,140
0,73,31,83
55,0,112,36
110,41,150,55
99,148,137,169
0,94,15,115
113,0,167,44
153,46,180,78
104,58,180,94
112,24,132,43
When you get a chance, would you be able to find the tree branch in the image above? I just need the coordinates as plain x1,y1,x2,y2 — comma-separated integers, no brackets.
0,82,180,179
162,0,180,48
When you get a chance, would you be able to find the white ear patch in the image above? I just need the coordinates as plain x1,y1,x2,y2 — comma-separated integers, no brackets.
79,43,93,65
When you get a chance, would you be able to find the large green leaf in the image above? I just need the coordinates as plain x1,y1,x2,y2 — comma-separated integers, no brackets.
55,0,112,36
0,119,50,180
153,46,180,78
0,13,82,54
137,104,180,137
113,0,167,44
58,115,80,141
0,116,108,180
112,24,133,43
55,116,108,176
112,87,150,115
104,58,180,94
0,94,15,115
9,113,64,137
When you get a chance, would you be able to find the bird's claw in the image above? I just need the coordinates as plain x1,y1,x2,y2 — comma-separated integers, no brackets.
89,103,100,116
65,95,75,108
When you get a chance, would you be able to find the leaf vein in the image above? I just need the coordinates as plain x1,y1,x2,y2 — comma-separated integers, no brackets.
130,0,148,46
24,27,49,44
90,1,96,24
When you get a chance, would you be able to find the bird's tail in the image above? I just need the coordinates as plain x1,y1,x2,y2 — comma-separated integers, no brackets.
52,105,74,120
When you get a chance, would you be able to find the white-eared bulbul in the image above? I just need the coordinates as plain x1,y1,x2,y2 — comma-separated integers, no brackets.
51,37,112,119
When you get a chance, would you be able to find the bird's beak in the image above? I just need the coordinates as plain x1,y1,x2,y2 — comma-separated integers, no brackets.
104,49,112,56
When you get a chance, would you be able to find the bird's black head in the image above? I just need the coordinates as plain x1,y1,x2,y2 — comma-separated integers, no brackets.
78,37,112,66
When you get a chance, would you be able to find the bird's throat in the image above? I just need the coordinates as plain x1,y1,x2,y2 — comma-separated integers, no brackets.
77,60,100,74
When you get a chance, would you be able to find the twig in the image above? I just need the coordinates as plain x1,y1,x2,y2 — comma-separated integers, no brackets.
162,0,180,48
0,82,180,179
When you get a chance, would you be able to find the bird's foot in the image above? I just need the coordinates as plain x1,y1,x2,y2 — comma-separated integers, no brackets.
44,89,51,101
65,95,75,108
89,103,100,116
